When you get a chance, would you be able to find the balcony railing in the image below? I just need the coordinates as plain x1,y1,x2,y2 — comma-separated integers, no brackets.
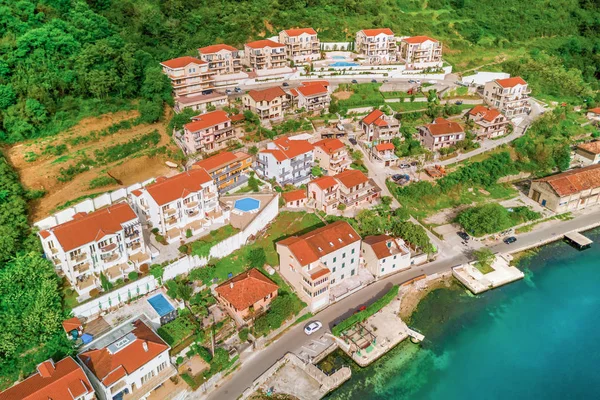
71,253,88,263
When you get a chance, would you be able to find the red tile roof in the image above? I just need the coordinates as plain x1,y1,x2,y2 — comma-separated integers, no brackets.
193,151,251,173
468,105,502,122
259,149,288,162
273,137,315,158
49,203,137,252
496,76,527,88
423,117,464,136
184,110,230,132
62,317,82,333
577,141,600,155
310,176,338,190
245,39,285,49
282,189,307,203
146,169,213,206
79,320,169,387
310,268,330,280
363,235,408,259
278,221,360,266
0,357,93,400
361,28,394,36
198,44,237,54
39,230,50,239
362,109,388,126
314,138,345,155
402,35,438,44
283,28,317,36
297,83,327,97
289,88,299,97
160,56,206,69
334,169,369,188
215,269,278,311
534,164,600,197
247,86,287,102
375,143,395,151
301,80,329,87
230,113,245,122
587,107,600,114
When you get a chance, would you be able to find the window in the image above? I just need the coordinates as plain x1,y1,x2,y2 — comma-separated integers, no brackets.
342,262,345,269
351,258,354,264
333,257,336,263
394,255,397,260
332,267,336,273
382,259,386,263
141,370,155,385
351,269,355,276
341,274,345,280
157,361,167,373
342,253,346,258
381,267,385,272
352,248,355,254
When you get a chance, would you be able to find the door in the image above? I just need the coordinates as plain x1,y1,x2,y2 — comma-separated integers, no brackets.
541,199,546,207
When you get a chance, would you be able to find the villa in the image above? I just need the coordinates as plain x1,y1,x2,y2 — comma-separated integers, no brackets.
467,105,510,139
371,142,399,167
586,107,600,122
418,117,465,151
160,56,216,97
399,36,442,67
255,137,315,186
335,169,381,208
575,141,600,165
243,86,289,122
296,82,330,112
198,44,243,75
243,39,287,70
174,91,228,113
38,203,150,298
193,151,253,193
307,176,341,213
282,189,308,208
278,28,321,64
361,235,411,278
360,109,401,143
313,138,351,175
483,76,531,118
355,29,397,64
182,110,236,154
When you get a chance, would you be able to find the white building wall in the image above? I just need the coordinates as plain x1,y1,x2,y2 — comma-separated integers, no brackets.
319,241,361,286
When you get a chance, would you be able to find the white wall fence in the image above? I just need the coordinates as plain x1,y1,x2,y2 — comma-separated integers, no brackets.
321,42,354,51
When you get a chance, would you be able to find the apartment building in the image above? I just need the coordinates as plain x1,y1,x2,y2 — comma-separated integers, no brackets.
130,169,222,243
361,235,411,278
243,86,288,121
371,142,399,167
467,105,510,139
198,44,243,75
193,151,252,193
79,319,176,400
418,117,465,150
160,56,215,97
313,138,351,175
483,76,531,118
244,40,287,70
355,29,397,64
215,269,279,326
174,91,228,113
308,176,340,213
276,221,361,311
334,169,381,208
278,28,320,64
360,109,401,142
38,203,149,297
182,110,235,154
586,107,600,122
528,164,600,213
282,189,308,208
575,141,600,165
255,137,315,186
0,357,94,400
399,36,442,67
296,83,330,112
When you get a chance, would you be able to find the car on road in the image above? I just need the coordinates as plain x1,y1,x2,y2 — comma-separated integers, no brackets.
399,163,411,169
392,174,403,181
415,79,421,84
225,89,232,95
428,80,437,84
457,231,470,241
304,321,323,335
282,82,289,86
351,79,358,84
354,305,367,314
408,79,415,83
201,89,213,95
349,138,357,145
371,79,377,83
455,100,463,105
504,236,517,244
383,79,389,83
234,87,242,93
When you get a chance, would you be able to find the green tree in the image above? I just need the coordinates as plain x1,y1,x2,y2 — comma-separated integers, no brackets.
247,248,266,269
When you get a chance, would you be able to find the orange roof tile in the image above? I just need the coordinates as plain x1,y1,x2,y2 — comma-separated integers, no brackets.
587,107,600,114
278,221,360,266
289,88,299,97
334,169,369,188
283,28,317,36
131,189,142,197
145,169,213,206
184,110,230,132
79,320,169,387
423,117,464,136
62,317,82,333
362,109,388,126
230,113,245,122
297,83,327,97
193,151,250,173
301,80,330,87
468,105,502,122
361,28,394,36
375,143,395,151
577,141,600,155
310,268,330,280
39,230,50,239
0,357,93,400
496,76,527,88
314,138,345,155
363,235,408,259
49,203,137,252
402,35,438,44
215,269,278,311
259,149,287,162
247,86,287,102
310,176,338,190
198,44,238,54
245,39,285,49
160,56,206,69
282,189,307,203
272,137,315,159
534,164,600,197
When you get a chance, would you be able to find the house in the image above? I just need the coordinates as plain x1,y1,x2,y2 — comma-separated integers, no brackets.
0,357,94,400
575,141,600,165
528,164,600,213
38,203,149,297
276,221,362,311
585,107,600,122
399,36,442,67
361,235,411,278
360,109,401,142
418,117,465,151
334,169,381,208
193,151,253,193
243,39,287,70
243,86,289,122
467,105,510,139
313,138,351,175
282,189,308,208
255,137,315,186
278,28,320,64
130,169,223,243
214,269,279,326
63,317,83,340
198,44,243,75
308,176,340,213
296,83,330,112
182,110,236,154
174,91,228,113
79,319,175,400
371,142,399,167
355,29,397,64
483,77,531,118
160,56,215,97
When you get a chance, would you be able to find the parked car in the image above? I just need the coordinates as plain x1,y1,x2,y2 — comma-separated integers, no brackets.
428,80,437,84
354,305,367,314
383,79,389,83
504,236,517,244
351,79,358,84
304,321,323,335
415,79,421,84
282,82,290,86
371,79,377,83
349,138,358,145
410,161,418,167
408,79,415,83
455,100,463,105
234,87,242,93
399,163,411,169
201,89,213,95
457,231,470,241
392,174,403,181
225,89,232,95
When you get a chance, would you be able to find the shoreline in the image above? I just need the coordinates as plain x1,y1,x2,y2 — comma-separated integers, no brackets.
398,272,456,322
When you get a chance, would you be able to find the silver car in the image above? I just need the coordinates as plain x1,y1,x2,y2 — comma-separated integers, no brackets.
304,321,323,335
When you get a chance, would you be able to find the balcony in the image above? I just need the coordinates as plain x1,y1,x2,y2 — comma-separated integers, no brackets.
74,263,91,275
50,247,59,255
99,243,117,254
165,216,179,227
101,252,120,264
76,275,96,292
163,207,177,216
122,365,177,400
71,253,88,263
184,201,198,209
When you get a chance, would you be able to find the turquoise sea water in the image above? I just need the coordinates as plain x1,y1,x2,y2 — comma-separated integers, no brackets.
327,229,600,400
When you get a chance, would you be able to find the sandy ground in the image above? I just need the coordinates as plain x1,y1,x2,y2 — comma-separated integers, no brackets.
5,107,180,220
332,90,352,100
398,273,455,320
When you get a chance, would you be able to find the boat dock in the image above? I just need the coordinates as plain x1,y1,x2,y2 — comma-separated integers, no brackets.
564,231,593,249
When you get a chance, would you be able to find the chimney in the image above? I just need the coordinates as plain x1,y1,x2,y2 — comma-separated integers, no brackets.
37,360,55,378
142,341,149,352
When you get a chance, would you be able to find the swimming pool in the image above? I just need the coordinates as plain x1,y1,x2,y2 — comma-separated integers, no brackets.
147,294,175,317
331,56,346,60
234,197,260,212
331,61,358,67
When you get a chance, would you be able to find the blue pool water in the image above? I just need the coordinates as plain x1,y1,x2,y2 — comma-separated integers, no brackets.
331,56,346,60
147,294,175,317
234,197,260,212
331,61,358,67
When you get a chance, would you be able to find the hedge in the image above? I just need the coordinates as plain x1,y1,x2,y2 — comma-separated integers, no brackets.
332,285,399,336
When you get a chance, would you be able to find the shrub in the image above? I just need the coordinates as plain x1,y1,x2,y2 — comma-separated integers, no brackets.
179,245,189,254
127,271,139,281
100,273,113,291
238,328,250,342
197,346,213,363
89,175,116,189
176,356,184,365
186,229,193,238
337,203,346,211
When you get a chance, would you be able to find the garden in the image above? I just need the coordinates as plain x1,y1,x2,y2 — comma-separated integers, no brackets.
456,203,541,237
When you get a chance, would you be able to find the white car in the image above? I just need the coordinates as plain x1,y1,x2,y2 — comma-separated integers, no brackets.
304,321,323,335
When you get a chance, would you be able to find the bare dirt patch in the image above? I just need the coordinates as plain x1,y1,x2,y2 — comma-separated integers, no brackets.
332,90,353,100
